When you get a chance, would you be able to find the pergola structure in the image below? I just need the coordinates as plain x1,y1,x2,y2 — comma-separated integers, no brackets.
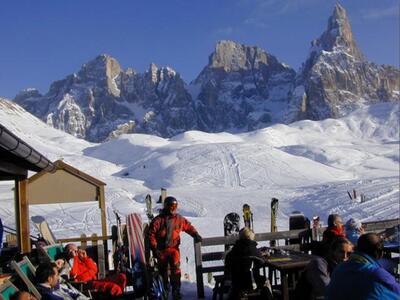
0,123,55,253
27,160,107,245
0,123,108,253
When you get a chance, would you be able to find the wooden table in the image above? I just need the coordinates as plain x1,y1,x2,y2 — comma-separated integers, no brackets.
264,250,315,300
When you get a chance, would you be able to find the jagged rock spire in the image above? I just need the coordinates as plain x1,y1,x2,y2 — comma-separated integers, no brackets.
207,40,269,72
78,54,121,81
311,3,363,60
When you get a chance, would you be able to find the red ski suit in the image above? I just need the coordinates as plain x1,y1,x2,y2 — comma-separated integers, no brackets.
148,211,198,277
70,255,127,296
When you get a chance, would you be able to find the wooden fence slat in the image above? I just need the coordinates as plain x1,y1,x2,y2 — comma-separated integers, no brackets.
91,234,98,246
194,240,204,298
57,235,112,243
80,234,87,249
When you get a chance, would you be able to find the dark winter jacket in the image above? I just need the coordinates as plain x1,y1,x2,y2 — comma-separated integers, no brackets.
225,239,266,291
148,210,198,251
302,256,338,299
326,252,400,300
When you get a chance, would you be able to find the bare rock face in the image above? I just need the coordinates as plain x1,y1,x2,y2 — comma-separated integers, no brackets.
192,40,296,131
294,4,400,120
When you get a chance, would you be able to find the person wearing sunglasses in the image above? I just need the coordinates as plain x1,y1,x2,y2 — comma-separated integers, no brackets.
148,196,202,300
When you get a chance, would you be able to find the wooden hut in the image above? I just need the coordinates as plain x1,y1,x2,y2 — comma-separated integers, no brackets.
0,123,55,253
27,160,107,245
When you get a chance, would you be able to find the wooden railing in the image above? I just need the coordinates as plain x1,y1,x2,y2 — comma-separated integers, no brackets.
194,218,400,298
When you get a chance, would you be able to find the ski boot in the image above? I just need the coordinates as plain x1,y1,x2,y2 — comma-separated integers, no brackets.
170,274,181,300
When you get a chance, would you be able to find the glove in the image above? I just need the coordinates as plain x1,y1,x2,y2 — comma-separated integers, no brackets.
193,233,202,243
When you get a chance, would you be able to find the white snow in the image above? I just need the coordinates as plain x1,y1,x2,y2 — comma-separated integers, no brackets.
0,98,399,298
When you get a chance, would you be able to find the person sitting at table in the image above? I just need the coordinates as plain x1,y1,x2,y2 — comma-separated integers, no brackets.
323,214,345,244
326,233,400,299
296,237,353,299
63,243,127,296
224,227,271,299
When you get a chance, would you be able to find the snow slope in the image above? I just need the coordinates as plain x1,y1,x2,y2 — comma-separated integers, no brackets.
0,98,398,298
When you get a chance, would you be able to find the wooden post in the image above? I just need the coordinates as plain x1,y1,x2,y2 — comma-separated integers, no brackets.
91,233,98,246
98,186,107,240
194,240,204,298
80,234,87,249
15,178,30,253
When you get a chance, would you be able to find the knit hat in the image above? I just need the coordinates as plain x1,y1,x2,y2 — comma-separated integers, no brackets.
345,218,362,230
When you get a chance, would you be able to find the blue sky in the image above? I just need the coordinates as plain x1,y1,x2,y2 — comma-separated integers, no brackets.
0,0,398,98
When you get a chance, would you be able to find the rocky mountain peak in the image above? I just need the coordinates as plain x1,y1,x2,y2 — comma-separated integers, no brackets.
14,88,43,102
146,63,178,84
208,40,268,72
11,4,398,143
310,3,363,61
148,63,159,83
78,54,121,82
295,3,399,122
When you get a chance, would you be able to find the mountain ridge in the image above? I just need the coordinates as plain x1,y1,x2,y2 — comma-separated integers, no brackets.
13,4,399,142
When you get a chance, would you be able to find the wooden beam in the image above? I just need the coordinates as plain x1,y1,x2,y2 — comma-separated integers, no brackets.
57,235,112,243
15,178,30,253
98,185,108,269
99,186,107,240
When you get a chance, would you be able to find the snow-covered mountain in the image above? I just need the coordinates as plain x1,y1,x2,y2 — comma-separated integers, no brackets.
192,40,296,132
0,97,399,297
14,4,399,142
14,56,197,142
291,4,400,121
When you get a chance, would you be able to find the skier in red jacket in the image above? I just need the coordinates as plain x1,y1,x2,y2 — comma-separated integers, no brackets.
148,196,202,300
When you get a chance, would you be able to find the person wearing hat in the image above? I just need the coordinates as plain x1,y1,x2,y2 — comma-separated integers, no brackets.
225,227,270,299
345,218,364,246
148,196,202,300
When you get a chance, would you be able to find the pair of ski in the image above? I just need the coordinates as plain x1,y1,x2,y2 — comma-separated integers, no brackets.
223,198,280,249
112,205,165,300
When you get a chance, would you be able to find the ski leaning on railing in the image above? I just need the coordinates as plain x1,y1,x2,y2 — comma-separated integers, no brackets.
223,212,240,251
242,203,253,230
270,198,279,247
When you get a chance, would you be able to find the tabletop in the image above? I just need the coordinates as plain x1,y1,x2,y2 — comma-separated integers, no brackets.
263,250,315,271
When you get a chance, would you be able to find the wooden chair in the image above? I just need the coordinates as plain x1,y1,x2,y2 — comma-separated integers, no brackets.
0,280,19,300
212,274,231,300
39,244,64,262
10,256,41,299
39,243,106,280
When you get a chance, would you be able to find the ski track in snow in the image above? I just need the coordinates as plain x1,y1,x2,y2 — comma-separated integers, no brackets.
215,144,242,188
